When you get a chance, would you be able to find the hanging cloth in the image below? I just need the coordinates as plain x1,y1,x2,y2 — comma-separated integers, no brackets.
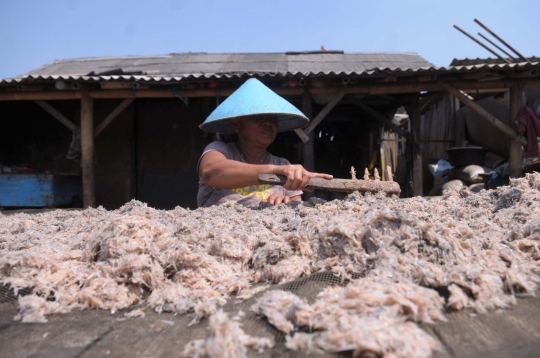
67,127,81,160
517,107,540,158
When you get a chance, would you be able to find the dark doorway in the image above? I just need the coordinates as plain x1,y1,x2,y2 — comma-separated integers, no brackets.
135,98,207,209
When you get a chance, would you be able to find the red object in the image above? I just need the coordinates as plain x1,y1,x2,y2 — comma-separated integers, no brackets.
207,81,220,89
15,167,38,174
517,106,540,158
321,45,328,51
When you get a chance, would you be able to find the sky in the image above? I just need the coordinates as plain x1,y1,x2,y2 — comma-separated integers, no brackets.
1,0,539,79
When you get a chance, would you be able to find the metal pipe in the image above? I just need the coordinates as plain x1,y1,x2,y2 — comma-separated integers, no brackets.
453,25,511,64
341,77,350,85
474,19,530,63
477,33,517,62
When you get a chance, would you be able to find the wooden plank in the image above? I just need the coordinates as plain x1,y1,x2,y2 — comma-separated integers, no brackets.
34,100,78,132
303,86,348,136
258,174,401,195
94,98,134,138
439,81,526,145
80,89,96,208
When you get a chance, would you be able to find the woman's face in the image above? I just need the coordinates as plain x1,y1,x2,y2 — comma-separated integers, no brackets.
231,116,278,147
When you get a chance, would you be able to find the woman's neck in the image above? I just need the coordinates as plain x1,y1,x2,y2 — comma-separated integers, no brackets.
236,141,268,164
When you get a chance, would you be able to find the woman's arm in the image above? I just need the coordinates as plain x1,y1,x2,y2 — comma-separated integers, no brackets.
199,151,332,191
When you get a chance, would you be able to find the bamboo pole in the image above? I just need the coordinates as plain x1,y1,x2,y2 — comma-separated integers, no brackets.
453,25,511,64
80,89,96,208
477,33,517,62
474,19,530,63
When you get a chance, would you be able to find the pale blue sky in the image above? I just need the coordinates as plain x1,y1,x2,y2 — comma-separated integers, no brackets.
1,0,538,79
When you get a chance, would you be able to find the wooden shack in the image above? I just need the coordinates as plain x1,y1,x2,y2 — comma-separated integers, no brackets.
1,52,539,209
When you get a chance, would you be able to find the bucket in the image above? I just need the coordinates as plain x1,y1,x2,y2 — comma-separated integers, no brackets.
445,147,488,167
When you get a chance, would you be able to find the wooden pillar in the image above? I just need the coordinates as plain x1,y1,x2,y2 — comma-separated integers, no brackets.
301,89,315,200
509,83,524,178
80,89,96,208
409,98,423,196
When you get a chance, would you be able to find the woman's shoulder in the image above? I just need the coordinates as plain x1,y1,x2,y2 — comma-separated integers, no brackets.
204,140,235,152
202,141,244,162
202,141,237,157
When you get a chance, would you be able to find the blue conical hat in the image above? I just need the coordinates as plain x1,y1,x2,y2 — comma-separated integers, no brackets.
200,78,309,134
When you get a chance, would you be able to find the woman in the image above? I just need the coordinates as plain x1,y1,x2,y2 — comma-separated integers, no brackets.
197,79,332,208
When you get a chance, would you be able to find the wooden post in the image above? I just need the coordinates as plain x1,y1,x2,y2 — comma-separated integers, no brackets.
80,89,96,208
509,83,524,177
409,98,423,196
301,89,315,200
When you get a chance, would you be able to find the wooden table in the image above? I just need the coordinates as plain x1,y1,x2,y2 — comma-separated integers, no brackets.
1,293,540,358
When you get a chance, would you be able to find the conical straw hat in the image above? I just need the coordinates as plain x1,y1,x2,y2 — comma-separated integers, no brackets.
199,78,309,134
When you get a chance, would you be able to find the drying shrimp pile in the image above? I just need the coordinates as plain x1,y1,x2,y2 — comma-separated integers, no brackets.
2,174,540,358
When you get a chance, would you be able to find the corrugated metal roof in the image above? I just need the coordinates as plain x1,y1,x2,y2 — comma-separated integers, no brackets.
450,57,540,66
1,52,431,83
1,53,539,85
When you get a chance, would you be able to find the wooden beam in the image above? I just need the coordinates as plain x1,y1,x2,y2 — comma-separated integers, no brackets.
350,101,417,148
293,128,310,143
2,78,540,101
408,98,423,197
439,81,526,145
509,83,524,177
34,100,78,132
304,86,348,135
0,91,82,101
80,89,96,208
300,89,315,172
419,93,444,113
94,98,135,137
294,86,348,143
300,89,315,200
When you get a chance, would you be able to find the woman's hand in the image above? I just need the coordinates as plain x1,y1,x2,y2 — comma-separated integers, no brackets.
262,194,302,206
272,164,333,191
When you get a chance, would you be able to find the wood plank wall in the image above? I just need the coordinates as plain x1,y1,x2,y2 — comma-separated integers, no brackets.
421,93,456,160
